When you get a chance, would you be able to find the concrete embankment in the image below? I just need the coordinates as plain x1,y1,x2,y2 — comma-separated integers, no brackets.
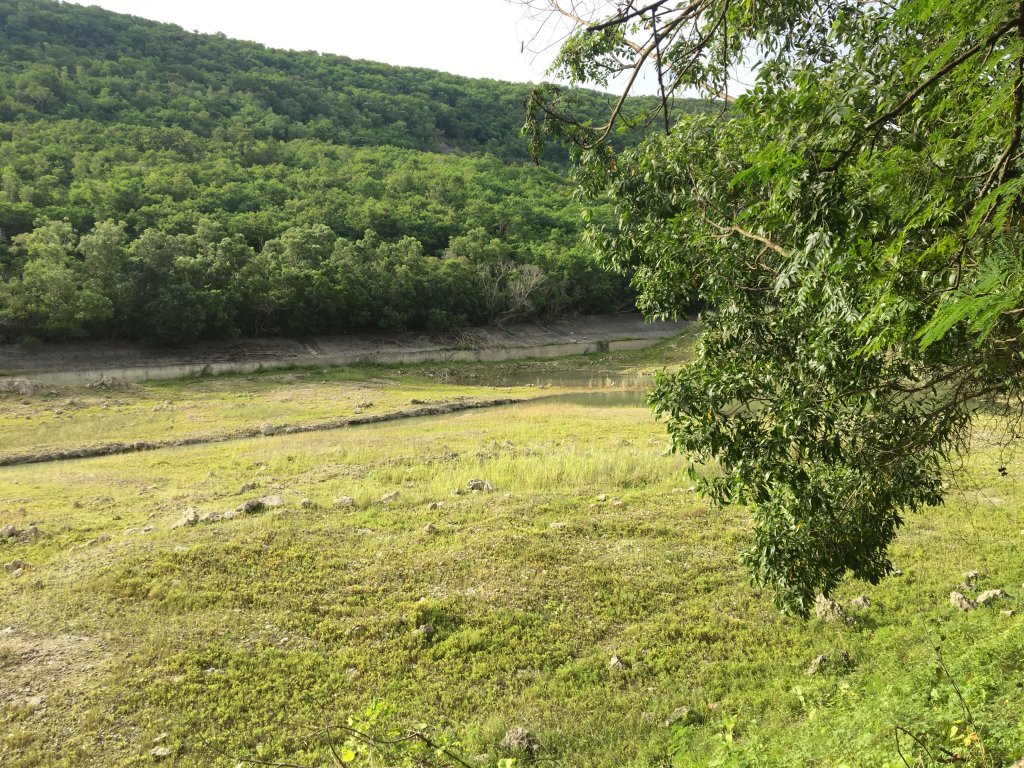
0,314,687,387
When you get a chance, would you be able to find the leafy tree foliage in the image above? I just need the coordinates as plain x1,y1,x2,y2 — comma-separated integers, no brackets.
0,0,713,342
527,0,1024,613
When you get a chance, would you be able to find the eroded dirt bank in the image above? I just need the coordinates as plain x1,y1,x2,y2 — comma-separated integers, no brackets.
0,314,687,386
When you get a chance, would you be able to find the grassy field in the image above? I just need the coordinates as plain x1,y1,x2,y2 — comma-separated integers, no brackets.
0,334,693,460
0,336,1021,767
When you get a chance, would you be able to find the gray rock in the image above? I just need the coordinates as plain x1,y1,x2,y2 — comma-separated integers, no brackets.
423,523,438,535
850,595,871,610
237,499,265,514
806,650,851,675
664,706,695,727
333,496,355,508
950,591,976,611
977,588,1009,605
239,482,258,493
410,398,426,405
806,654,828,675
258,423,277,436
150,745,172,760
608,655,630,672
499,727,541,757
416,623,436,641
428,501,443,510
466,478,493,492
815,594,850,624
0,523,17,539
1002,609,1016,617
4,559,25,573
379,491,400,503
259,495,285,508
173,508,202,528
964,570,981,585
300,498,313,509
11,567,24,578
0,378,42,396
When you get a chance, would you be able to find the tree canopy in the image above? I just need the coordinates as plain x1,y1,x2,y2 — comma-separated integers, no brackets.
0,0,712,343
526,0,1024,613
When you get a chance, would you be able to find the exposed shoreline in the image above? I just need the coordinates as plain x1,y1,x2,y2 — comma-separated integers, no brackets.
0,313,687,386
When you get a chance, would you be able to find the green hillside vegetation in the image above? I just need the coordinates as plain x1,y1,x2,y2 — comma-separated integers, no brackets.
0,0,713,344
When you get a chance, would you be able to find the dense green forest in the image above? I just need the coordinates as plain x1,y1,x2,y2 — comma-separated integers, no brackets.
0,0,712,343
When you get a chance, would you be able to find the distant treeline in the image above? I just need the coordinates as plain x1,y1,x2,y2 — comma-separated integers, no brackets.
0,0,714,343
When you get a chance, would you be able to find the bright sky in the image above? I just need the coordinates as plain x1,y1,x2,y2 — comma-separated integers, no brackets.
63,0,601,88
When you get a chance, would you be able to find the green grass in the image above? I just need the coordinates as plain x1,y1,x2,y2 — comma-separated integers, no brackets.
0,338,1021,768
0,330,697,458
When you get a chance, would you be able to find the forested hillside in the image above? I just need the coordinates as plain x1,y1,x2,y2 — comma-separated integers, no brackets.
0,0,712,344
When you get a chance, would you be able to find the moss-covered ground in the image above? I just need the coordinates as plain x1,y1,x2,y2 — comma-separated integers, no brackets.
0,335,1021,767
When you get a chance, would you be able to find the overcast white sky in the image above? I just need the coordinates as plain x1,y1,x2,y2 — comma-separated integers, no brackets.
63,0,606,88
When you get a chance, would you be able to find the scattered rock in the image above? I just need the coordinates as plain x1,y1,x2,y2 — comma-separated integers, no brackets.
239,482,257,493
379,491,400,503
410,398,426,405
4,559,25,573
850,595,871,610
596,493,607,502
499,727,541,757
237,499,265,514
150,745,172,760
950,591,976,612
664,706,696,727
416,623,436,641
423,523,438,535
0,378,42,396
153,733,168,744
300,498,313,509
610,499,624,507
806,650,851,675
259,495,285,508
173,508,202,528
549,521,567,530
0,523,17,539
1002,609,1017,617
977,588,1009,606
358,401,374,408
466,478,493,492
11,567,24,578
608,655,630,672
964,570,981,585
258,423,277,436
25,695,46,710
333,496,355,508
428,501,443,510
815,594,850,624
142,526,154,534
